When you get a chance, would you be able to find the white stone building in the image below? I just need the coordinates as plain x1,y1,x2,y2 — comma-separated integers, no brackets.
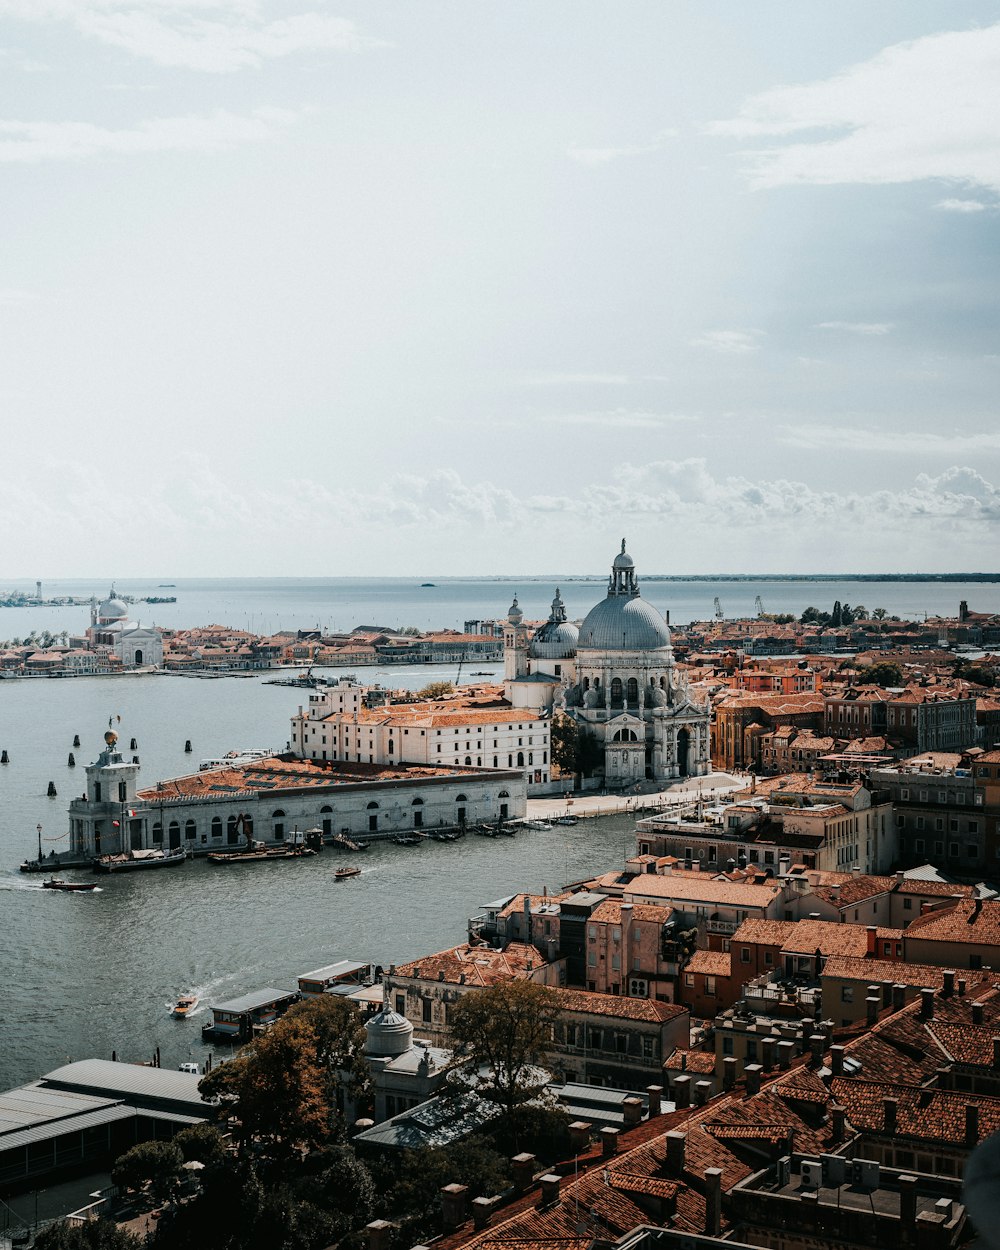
85,589,163,669
290,680,552,792
66,728,526,859
503,541,711,785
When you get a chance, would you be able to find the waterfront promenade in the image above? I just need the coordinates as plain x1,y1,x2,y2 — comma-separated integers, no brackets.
526,771,742,821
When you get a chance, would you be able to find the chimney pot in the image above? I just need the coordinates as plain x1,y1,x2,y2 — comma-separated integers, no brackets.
830,1045,845,1076
471,1197,497,1231
723,1056,738,1089
777,1040,795,1070
866,996,880,1025
646,1085,663,1116
568,1121,592,1154
695,1080,711,1106
972,1001,985,1026
957,977,967,996
366,1220,394,1250
892,983,906,1011
622,1096,643,1127
511,1153,536,1194
704,1168,723,1237
744,1063,763,1096
831,1104,846,1142
665,1131,686,1175
440,1184,469,1232
672,1074,691,1108
539,1174,561,1208
600,1127,619,1157
942,970,955,997
920,988,935,1019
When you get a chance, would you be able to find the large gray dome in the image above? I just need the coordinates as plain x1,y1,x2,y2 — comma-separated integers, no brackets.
578,541,671,652
579,595,670,651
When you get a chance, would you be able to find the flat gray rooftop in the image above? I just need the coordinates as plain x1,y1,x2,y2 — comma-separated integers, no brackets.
211,988,297,1013
41,1059,207,1110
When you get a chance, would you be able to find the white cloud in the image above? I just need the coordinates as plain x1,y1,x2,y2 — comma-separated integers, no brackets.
779,426,1000,455
935,197,990,213
816,321,894,335
567,130,677,166
546,409,695,430
5,457,999,574
0,107,295,161
690,329,762,355
520,372,635,387
0,2,384,73
710,23,1000,194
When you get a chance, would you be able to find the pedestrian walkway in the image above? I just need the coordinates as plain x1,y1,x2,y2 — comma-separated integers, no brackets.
526,771,743,821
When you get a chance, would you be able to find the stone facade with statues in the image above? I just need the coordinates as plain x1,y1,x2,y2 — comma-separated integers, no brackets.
503,541,711,785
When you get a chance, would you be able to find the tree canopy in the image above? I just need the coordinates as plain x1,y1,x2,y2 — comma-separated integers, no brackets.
199,996,369,1167
111,1139,183,1200
417,680,454,699
450,981,559,1145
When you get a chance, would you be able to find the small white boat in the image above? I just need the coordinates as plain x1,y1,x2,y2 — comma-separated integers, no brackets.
171,994,199,1019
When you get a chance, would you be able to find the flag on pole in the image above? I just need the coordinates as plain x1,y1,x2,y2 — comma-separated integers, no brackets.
126,808,137,818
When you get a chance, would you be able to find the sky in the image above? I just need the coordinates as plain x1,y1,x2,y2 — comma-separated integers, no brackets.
2,1,1000,577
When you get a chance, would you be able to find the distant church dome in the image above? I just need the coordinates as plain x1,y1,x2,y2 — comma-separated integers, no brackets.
507,596,523,626
578,541,671,652
365,1006,414,1057
529,588,579,659
98,589,128,622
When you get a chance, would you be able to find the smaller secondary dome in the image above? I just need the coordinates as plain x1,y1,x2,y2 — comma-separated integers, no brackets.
507,596,523,625
529,589,578,658
365,1007,414,1057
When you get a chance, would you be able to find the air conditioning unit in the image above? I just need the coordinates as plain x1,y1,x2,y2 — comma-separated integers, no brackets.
800,1160,823,1189
822,1155,847,1185
852,1159,880,1189
629,978,649,998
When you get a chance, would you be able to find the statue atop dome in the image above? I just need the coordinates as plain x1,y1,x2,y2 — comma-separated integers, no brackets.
608,540,639,598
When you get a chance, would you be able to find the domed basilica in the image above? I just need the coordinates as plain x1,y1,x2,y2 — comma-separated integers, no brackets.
503,541,710,784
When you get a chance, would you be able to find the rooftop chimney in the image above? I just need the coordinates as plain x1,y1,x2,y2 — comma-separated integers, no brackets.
920,988,935,1019
866,926,877,957
646,1085,663,1116
957,977,967,997
695,1080,712,1107
942,970,955,997
777,1039,796,1070
830,1045,845,1076
704,1168,723,1237
539,1174,561,1208
898,1174,918,1230
744,1063,763,1096
831,1105,846,1142
672,1074,691,1108
723,1056,738,1090
366,1221,393,1250
972,1001,985,1026
622,1096,643,1128
884,1097,898,1136
866,996,880,1026
892,983,906,1011
440,1183,469,1231
966,1103,980,1147
665,1131,686,1175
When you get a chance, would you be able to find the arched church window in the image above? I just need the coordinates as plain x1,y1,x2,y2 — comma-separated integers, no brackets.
583,677,590,691
626,677,639,705
611,678,623,707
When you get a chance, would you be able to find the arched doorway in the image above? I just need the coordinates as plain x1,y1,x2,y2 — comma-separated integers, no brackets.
677,727,690,778
134,649,143,666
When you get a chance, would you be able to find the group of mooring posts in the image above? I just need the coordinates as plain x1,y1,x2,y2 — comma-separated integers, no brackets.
2,730,157,795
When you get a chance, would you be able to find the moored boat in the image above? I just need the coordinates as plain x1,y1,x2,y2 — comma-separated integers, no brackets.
42,878,99,892
334,866,361,880
206,846,316,864
93,846,187,873
171,993,199,1018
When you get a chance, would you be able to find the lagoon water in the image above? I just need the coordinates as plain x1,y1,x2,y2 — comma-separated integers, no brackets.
1,575,997,639
0,572,998,1090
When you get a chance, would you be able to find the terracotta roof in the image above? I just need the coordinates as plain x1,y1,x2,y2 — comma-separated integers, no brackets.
663,1049,717,1074
589,899,674,925
684,950,731,977
894,878,977,898
393,943,549,986
904,899,1000,944
554,988,687,1024
810,875,896,908
821,955,998,991
830,1077,1000,1144
624,877,783,908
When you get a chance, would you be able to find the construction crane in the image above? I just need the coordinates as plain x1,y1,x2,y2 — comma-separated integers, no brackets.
714,597,724,620
755,595,765,617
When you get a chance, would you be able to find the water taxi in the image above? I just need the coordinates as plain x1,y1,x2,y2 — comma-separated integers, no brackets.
42,878,98,892
171,994,199,1018
334,866,361,880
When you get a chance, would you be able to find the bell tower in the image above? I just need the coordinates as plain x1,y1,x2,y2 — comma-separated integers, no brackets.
70,728,144,858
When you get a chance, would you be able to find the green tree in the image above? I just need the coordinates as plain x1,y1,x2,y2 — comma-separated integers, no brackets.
855,661,904,688
112,1139,184,1200
831,601,843,627
281,994,371,1113
549,713,580,777
199,1016,330,1165
449,981,558,1146
34,1220,139,1250
174,1122,229,1167
417,680,454,699
374,1138,511,1246
872,607,888,621
800,606,820,624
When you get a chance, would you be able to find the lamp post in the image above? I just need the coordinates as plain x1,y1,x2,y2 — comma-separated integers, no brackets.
36,823,42,862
